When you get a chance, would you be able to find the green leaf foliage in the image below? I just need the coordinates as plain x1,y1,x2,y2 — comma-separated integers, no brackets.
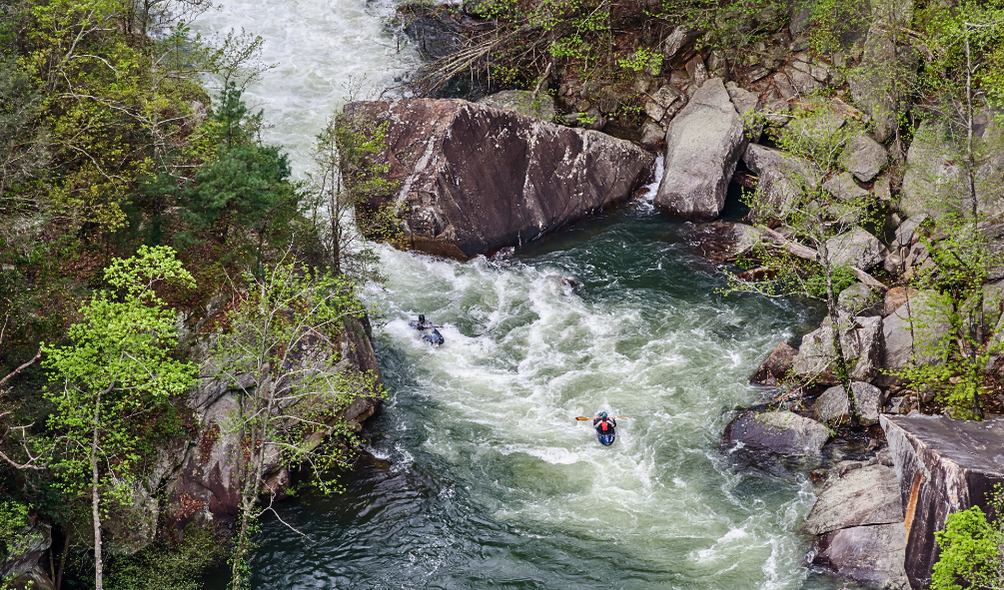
932,484,1004,590
42,245,197,496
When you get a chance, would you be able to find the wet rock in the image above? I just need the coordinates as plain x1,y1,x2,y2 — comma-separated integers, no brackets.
477,90,555,122
343,99,654,259
881,290,952,371
400,4,490,60
751,341,798,386
687,221,761,264
812,523,909,590
881,414,1004,589
803,463,903,535
742,144,820,220
812,382,886,426
724,410,831,455
639,121,664,148
791,314,883,385
655,78,747,220
840,134,889,182
824,226,886,270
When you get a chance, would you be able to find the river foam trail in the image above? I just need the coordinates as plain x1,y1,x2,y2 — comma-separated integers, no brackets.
189,1,848,587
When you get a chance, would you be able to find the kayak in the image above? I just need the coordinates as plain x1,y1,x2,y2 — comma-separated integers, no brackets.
597,432,615,446
421,328,445,346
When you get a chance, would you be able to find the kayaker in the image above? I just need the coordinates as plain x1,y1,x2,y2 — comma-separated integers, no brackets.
411,314,433,330
593,412,616,437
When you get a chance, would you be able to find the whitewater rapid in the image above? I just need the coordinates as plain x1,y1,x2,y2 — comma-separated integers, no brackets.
189,1,843,587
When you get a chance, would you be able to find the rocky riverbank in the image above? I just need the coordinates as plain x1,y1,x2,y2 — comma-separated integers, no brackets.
333,1,1004,587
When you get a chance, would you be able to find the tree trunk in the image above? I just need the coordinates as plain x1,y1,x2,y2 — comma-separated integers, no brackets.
964,28,985,419
91,396,104,590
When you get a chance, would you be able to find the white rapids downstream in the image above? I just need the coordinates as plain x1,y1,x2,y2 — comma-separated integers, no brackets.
191,2,852,588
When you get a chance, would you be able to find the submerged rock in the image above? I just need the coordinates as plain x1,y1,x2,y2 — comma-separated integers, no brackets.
342,98,654,259
881,414,1004,589
655,78,747,221
723,410,830,455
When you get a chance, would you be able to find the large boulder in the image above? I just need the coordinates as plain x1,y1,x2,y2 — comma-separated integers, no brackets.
900,121,965,219
881,290,953,371
686,221,760,264
791,314,884,385
0,523,51,581
901,113,1004,220
839,133,889,182
343,99,654,259
477,90,556,122
742,143,820,221
812,381,886,426
163,316,383,531
881,415,1004,589
847,0,917,142
654,78,747,220
803,463,904,535
812,523,910,590
723,410,831,455
824,226,887,270
750,341,798,386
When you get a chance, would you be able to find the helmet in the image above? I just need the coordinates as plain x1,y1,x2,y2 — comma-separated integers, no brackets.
599,412,608,419
419,314,425,322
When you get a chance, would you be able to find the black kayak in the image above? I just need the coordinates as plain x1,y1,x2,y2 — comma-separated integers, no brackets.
422,328,445,346
597,432,615,446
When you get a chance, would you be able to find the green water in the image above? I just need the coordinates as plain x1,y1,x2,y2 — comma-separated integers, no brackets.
244,205,849,589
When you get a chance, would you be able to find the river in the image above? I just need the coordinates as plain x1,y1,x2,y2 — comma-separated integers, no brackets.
191,2,847,588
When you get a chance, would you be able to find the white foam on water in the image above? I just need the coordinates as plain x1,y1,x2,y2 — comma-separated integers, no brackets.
190,0,421,176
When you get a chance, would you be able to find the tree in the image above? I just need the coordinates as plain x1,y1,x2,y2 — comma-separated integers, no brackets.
894,1,1004,418
727,102,885,421
303,108,397,280
42,245,197,590
932,484,1004,590
208,257,383,590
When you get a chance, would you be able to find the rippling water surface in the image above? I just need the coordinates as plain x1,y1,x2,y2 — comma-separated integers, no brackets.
191,0,847,587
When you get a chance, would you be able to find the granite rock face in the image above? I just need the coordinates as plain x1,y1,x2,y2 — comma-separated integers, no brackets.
824,226,887,271
343,99,655,259
791,314,884,385
839,133,888,182
723,410,830,455
742,143,820,221
655,78,748,220
812,382,886,426
881,415,1004,589
881,290,952,371
812,523,910,590
803,464,904,535
163,316,383,532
